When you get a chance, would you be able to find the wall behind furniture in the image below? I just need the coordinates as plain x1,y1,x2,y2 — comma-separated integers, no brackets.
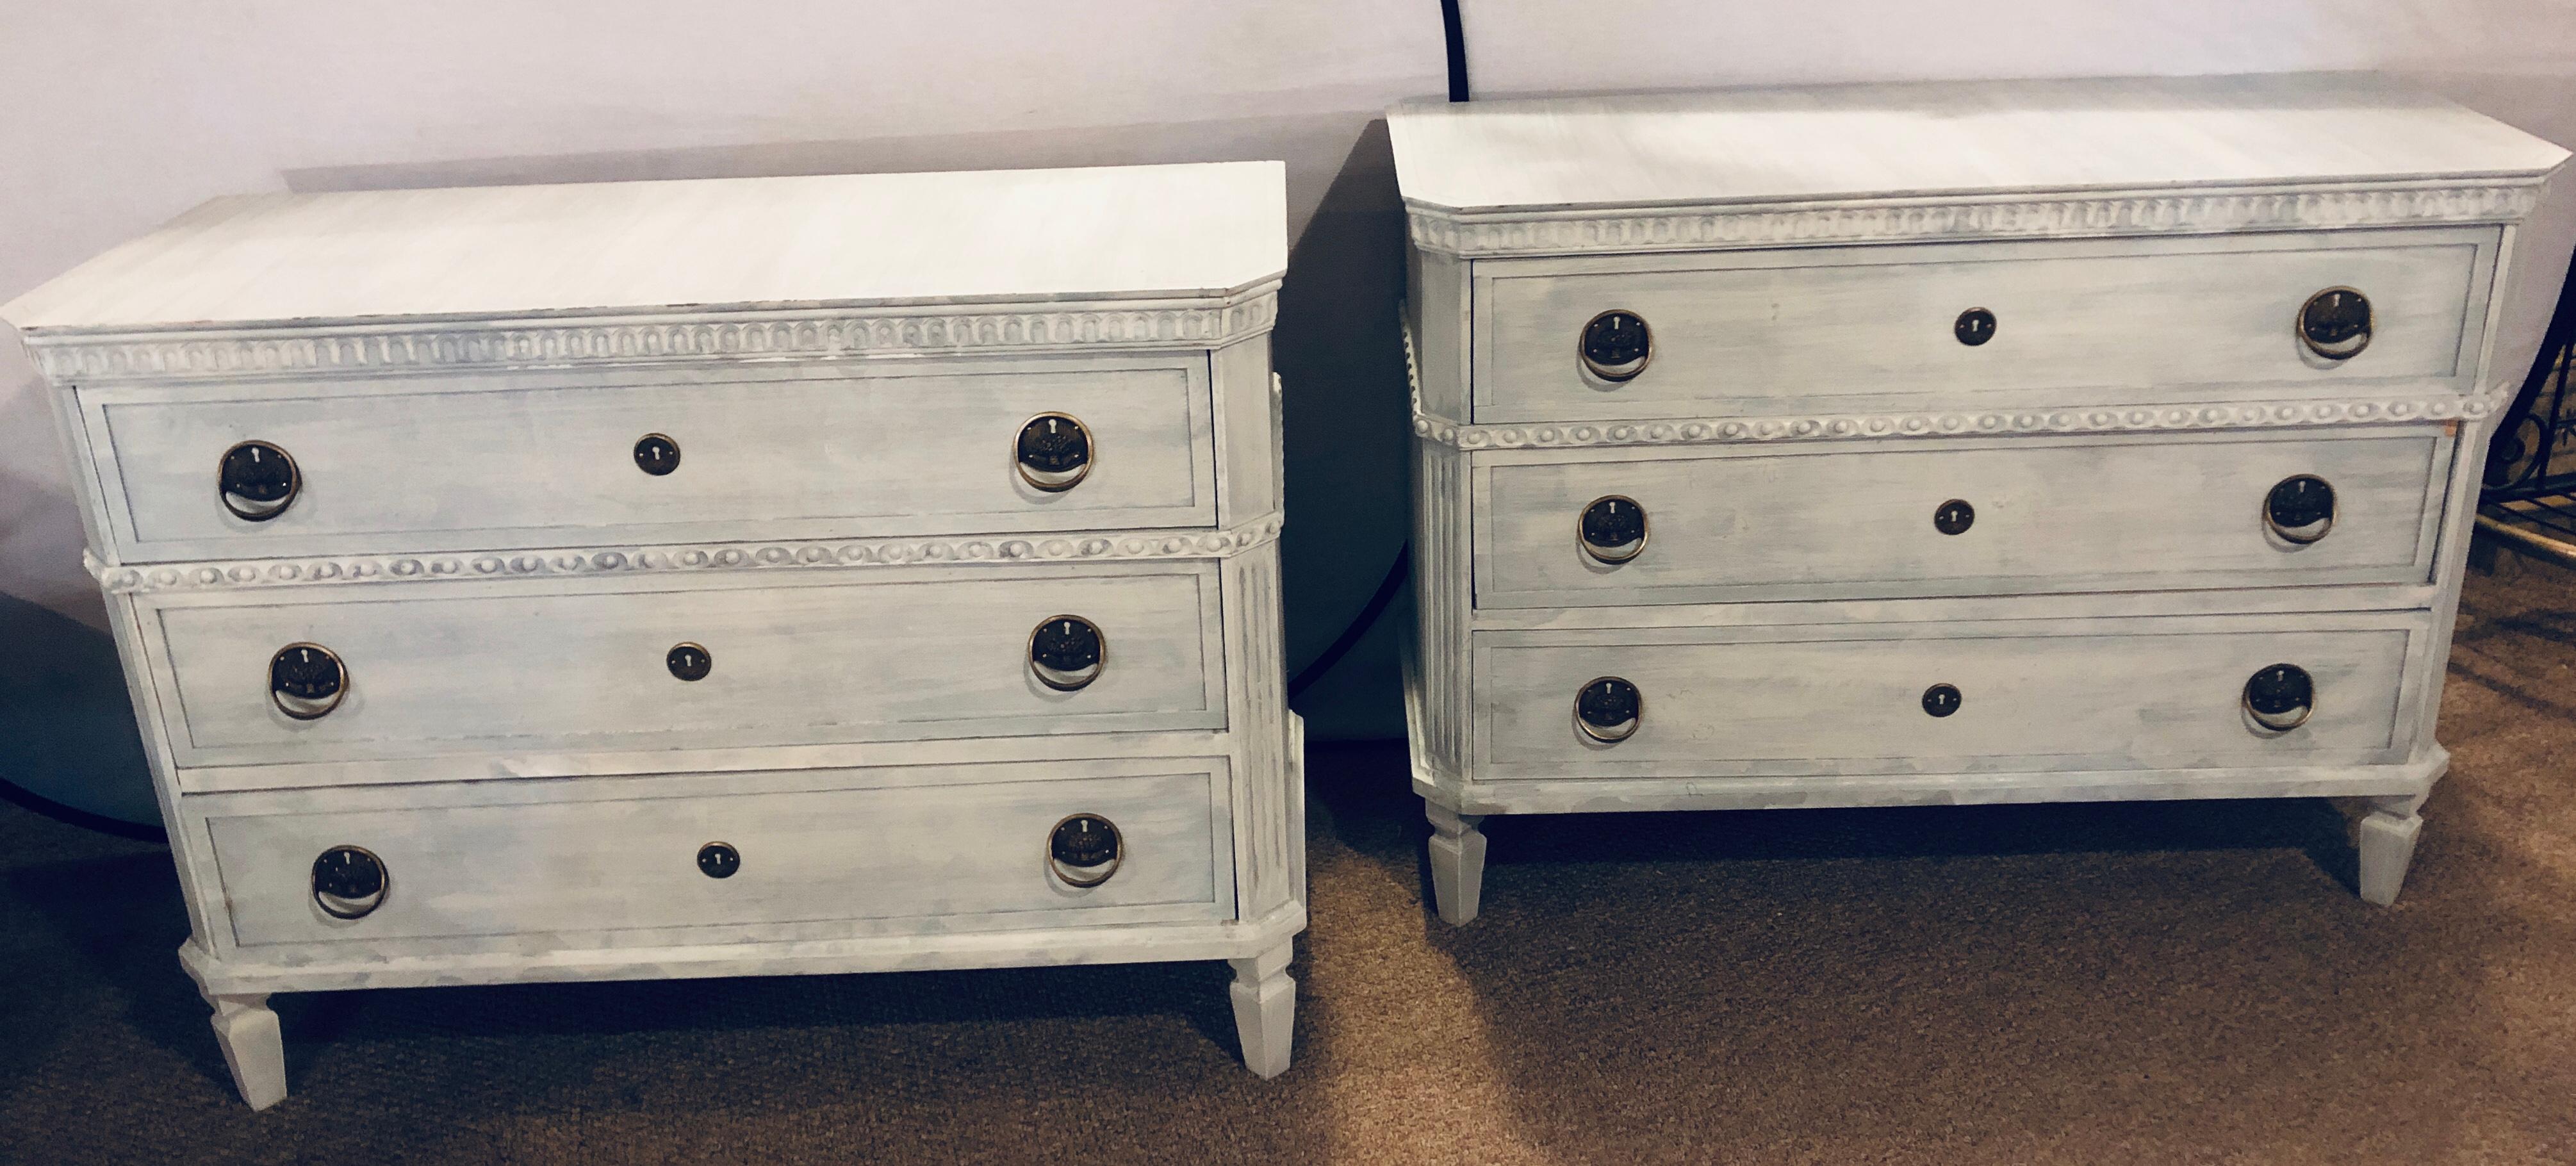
4,0,2573,824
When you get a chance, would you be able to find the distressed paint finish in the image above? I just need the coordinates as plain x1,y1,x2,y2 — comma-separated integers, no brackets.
3,162,1303,1104
1392,74,2571,923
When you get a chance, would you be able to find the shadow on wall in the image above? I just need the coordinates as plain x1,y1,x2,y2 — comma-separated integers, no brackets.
0,593,159,829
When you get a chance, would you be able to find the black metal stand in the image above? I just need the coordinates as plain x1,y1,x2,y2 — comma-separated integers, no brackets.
2477,250,2576,565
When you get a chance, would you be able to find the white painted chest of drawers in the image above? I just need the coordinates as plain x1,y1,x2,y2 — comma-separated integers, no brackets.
1,162,1305,1106
1389,76,2572,924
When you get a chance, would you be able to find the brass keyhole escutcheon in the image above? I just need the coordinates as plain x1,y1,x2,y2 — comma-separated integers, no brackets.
2298,288,2372,360
1955,308,1996,347
666,643,712,682
1579,310,1652,382
218,440,301,522
697,842,741,879
2264,475,2336,545
1015,413,1095,492
269,643,348,720
1029,616,1106,691
1047,814,1124,887
1579,495,1650,564
1575,676,1642,743
311,845,388,919
634,433,681,475
1922,684,1962,718
2244,663,2315,732
1934,499,1975,536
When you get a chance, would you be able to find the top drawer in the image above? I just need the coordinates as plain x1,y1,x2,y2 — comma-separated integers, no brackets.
75,357,1215,562
1472,228,2497,424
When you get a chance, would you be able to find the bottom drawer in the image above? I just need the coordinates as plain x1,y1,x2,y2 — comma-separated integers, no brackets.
197,760,1232,950
1475,612,2429,780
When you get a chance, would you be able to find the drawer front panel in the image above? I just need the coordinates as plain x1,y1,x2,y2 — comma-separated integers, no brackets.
1475,614,2423,779
1476,229,2492,423
1476,430,2450,607
149,567,1224,766
201,764,1229,949
88,361,1211,561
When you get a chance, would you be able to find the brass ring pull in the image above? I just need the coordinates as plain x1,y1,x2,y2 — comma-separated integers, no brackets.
1578,495,1649,564
311,845,388,919
2298,288,2372,361
1047,813,1124,887
1029,615,1106,691
1015,413,1094,492
218,440,300,522
1578,310,1652,382
1575,676,1642,743
2244,663,2315,732
2263,475,2336,545
269,643,347,720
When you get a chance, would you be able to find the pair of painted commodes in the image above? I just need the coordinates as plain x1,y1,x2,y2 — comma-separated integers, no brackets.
5,75,2566,1108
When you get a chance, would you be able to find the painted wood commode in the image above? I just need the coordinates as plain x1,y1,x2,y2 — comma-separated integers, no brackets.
1389,76,2572,924
1,162,1305,1107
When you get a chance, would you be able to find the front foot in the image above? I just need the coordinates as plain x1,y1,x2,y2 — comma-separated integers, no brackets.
204,992,288,1109
1227,940,1296,1078
1425,802,1488,926
2336,794,2426,907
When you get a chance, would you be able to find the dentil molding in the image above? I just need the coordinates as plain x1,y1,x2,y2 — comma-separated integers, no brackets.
1405,181,2543,257
22,285,1279,383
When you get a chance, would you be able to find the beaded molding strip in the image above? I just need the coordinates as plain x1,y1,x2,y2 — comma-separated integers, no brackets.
90,514,1284,596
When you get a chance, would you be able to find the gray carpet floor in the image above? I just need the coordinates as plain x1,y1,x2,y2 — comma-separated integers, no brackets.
3,557,2572,1163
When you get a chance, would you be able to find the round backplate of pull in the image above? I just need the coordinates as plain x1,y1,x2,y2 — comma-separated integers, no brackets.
1015,413,1095,492
1922,683,1963,718
2298,288,2372,360
269,643,347,720
697,841,740,878
1047,813,1124,887
1579,310,1652,382
1575,676,1643,743
667,642,712,682
1029,615,1106,691
2244,663,2315,732
218,440,301,522
634,433,681,476
1578,495,1650,564
2264,474,2336,544
1934,499,1976,536
311,845,388,919
1955,308,1997,347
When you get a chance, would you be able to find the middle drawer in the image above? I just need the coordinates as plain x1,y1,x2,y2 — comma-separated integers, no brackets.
140,564,1226,769
1475,428,2452,608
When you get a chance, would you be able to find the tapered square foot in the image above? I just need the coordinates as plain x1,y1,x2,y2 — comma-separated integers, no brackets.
1425,802,1487,926
1227,941,1296,1078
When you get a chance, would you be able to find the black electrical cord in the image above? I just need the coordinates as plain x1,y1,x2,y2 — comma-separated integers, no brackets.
1282,4,1466,700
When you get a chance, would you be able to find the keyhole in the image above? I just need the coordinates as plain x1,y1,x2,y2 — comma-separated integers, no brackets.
1934,499,1976,535
634,434,680,475
667,642,711,681
1923,684,1962,718
1955,308,1996,346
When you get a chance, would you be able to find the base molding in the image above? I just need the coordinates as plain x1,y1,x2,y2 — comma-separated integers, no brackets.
179,903,1307,996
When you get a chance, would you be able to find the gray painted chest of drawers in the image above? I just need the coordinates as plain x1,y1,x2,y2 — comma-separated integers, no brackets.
1389,76,2573,924
1,162,1305,1107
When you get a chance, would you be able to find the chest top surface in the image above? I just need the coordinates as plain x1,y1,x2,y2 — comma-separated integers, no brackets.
1,162,1288,334
1388,76,2568,258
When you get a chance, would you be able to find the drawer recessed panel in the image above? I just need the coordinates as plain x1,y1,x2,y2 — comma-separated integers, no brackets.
1473,614,2424,780
88,360,1213,562
147,566,1224,767
199,763,1229,949
1474,229,2493,423
1475,429,2450,607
